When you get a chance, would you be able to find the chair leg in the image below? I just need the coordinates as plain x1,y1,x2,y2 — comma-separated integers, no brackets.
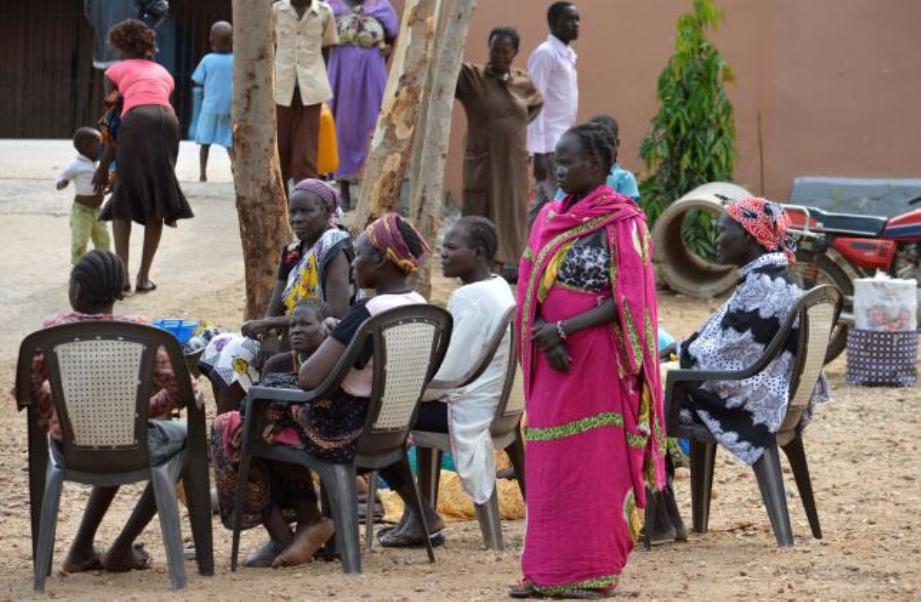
689,440,716,534
416,446,442,507
321,461,361,574
151,459,189,590
33,465,63,592
230,448,254,572
474,489,504,550
184,403,214,575
364,470,378,555
400,452,435,563
505,431,526,501
28,409,49,564
752,443,794,547
782,436,822,539
643,487,655,551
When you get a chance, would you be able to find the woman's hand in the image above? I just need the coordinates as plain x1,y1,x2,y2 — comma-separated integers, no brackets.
91,167,109,194
322,317,340,336
531,321,563,351
242,319,271,339
543,343,571,372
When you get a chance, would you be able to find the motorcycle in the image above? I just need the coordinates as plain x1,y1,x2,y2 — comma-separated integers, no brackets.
782,196,921,361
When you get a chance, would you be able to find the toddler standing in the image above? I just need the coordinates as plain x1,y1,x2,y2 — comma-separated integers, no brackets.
192,21,234,182
57,127,111,263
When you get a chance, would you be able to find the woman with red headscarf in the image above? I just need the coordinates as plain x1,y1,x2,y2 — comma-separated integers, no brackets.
661,197,828,467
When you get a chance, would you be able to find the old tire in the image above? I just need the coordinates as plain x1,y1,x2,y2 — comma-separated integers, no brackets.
652,182,754,298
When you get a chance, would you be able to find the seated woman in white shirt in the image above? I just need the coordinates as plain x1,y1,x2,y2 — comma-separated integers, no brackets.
378,216,516,548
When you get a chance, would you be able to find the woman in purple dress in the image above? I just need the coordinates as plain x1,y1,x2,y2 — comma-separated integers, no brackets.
327,0,399,209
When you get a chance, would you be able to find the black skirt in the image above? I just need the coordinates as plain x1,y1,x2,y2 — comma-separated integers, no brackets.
100,105,194,225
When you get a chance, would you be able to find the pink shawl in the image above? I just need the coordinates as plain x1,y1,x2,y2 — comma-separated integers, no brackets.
516,185,667,492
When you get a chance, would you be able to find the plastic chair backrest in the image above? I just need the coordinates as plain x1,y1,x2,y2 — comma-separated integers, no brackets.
489,321,521,437
15,321,195,474
780,286,842,435
357,305,452,457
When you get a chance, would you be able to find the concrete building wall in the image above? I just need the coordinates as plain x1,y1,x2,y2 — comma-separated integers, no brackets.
394,0,921,204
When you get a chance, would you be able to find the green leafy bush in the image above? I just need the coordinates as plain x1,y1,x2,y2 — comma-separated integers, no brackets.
639,0,735,260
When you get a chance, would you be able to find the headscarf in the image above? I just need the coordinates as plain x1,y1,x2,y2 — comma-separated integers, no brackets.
293,178,340,215
365,213,430,273
725,197,796,263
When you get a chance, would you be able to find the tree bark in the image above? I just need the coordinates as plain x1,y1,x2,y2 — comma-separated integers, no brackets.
410,0,478,297
350,0,442,233
231,0,291,319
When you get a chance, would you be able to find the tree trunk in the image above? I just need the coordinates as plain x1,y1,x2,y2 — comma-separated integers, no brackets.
350,0,442,233
231,0,291,320
410,0,478,297
407,0,448,206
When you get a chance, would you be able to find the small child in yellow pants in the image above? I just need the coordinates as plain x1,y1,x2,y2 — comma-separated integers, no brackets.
57,127,110,264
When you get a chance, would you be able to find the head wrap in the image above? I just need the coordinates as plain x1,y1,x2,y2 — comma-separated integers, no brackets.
293,178,340,215
725,197,796,263
365,213,430,273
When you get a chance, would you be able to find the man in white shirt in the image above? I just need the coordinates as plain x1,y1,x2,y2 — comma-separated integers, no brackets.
527,2,580,206
273,0,339,191
377,216,516,548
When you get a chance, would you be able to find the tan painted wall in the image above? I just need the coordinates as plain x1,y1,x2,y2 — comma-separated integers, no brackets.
391,0,921,204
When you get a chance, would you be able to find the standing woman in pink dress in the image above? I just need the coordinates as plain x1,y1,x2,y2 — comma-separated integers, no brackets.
93,19,193,293
326,0,399,209
512,123,666,598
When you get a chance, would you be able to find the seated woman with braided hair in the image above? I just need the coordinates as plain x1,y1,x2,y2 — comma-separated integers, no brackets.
23,250,192,573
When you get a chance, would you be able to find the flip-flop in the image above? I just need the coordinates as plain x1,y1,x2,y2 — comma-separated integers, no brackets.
377,527,445,548
508,579,542,599
135,281,157,294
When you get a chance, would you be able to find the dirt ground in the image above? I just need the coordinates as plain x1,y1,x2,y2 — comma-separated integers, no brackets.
1,147,919,600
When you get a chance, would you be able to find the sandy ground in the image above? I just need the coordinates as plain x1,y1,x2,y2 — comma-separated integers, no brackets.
1,142,920,600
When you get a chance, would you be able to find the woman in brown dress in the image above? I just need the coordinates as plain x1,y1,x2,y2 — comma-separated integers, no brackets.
456,27,543,279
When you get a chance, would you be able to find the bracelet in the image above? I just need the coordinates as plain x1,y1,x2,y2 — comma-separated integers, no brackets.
555,320,568,341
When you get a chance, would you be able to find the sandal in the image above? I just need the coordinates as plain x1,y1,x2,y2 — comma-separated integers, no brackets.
509,579,542,599
135,280,157,293
377,526,445,548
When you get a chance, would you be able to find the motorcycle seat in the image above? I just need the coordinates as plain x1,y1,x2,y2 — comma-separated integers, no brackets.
787,206,888,237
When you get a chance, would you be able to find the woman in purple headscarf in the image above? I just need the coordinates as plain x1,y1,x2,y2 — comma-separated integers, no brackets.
198,179,354,414
326,0,399,209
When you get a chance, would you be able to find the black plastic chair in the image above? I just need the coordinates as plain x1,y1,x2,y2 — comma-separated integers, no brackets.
406,304,525,551
15,321,213,591
646,285,842,548
230,304,452,573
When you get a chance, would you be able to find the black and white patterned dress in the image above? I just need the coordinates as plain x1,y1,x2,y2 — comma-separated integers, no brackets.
678,253,829,464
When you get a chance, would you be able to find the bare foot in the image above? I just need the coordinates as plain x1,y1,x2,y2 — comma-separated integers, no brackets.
62,547,102,573
243,540,283,568
100,542,151,572
271,518,335,568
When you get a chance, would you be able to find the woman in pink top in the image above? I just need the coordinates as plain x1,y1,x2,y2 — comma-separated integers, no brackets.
93,19,193,294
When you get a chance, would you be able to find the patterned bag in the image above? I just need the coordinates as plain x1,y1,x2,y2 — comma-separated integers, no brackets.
846,328,917,387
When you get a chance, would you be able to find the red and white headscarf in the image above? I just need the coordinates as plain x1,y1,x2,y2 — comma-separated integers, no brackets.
365,213,430,273
725,197,796,263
